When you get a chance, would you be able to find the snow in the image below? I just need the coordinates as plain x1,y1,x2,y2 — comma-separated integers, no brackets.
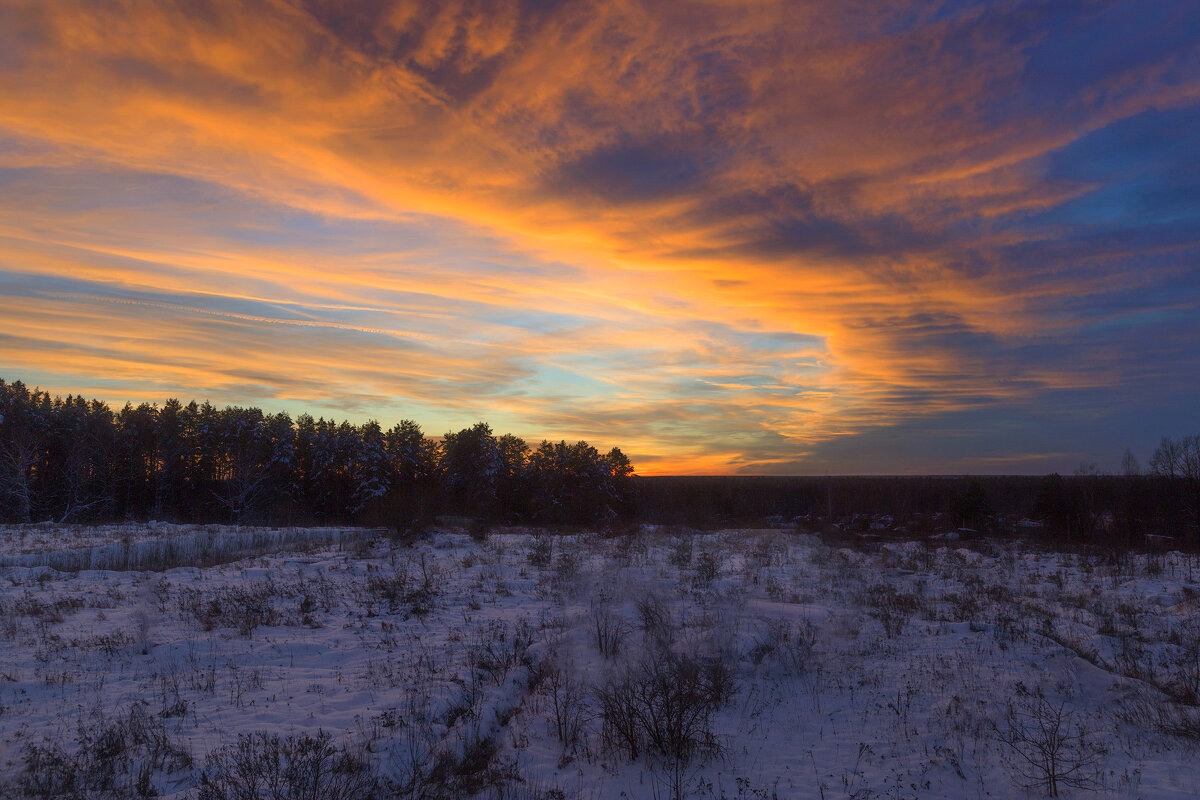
0,523,1197,798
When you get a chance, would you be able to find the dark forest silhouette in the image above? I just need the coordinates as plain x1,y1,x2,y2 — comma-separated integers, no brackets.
638,471,1200,549
0,379,634,526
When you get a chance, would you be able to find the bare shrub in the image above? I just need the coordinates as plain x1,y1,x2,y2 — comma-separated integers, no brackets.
597,648,736,800
15,703,192,800
749,618,816,674
551,548,579,589
366,554,440,617
1117,686,1200,742
159,665,190,718
228,665,266,708
178,582,282,636
1150,702,1200,740
940,590,982,623
366,567,409,604
491,781,570,800
15,741,76,800
543,659,591,751
14,591,82,624
596,649,735,765
527,534,554,570
385,694,441,800
590,597,629,659
858,583,921,638
636,593,673,648
993,688,1105,798
1110,635,1154,683
198,730,381,800
1166,629,1200,706
468,618,533,686
692,551,719,588
82,628,136,657
425,729,517,798
668,535,693,569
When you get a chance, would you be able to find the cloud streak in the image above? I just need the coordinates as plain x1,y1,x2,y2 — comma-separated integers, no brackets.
1,0,1198,473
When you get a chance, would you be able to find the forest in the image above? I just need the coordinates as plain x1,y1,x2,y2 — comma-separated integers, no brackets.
0,379,634,527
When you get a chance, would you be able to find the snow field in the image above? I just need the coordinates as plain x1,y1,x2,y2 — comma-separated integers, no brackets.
0,524,1197,798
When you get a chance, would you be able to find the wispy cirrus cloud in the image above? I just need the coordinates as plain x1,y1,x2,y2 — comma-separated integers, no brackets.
1,0,1198,473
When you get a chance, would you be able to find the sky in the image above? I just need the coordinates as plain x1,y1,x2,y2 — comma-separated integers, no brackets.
1,0,1198,475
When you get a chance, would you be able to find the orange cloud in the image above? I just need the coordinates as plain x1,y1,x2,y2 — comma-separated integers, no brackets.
1,0,1197,473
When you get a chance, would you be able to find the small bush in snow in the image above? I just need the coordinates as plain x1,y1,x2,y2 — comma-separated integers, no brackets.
198,730,381,800
590,597,629,659
542,657,591,751
178,583,282,636
693,550,719,588
14,703,192,800
859,583,921,638
527,534,554,570
468,618,533,686
636,593,673,649
596,648,735,765
366,554,440,617
749,618,816,674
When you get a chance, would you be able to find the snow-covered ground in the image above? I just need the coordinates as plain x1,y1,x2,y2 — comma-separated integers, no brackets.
0,523,1198,799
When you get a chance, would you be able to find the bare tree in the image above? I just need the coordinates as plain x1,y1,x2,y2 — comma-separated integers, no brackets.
1150,434,1200,540
1121,447,1141,477
994,690,1104,798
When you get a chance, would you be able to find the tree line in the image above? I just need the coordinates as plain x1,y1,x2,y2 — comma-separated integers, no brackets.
0,379,635,527
636,439,1200,550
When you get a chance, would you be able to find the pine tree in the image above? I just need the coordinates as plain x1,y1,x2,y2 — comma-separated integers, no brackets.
441,422,501,518
351,421,392,518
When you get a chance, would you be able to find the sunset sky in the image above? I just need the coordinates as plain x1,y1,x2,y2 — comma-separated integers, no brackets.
1,1,1198,474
